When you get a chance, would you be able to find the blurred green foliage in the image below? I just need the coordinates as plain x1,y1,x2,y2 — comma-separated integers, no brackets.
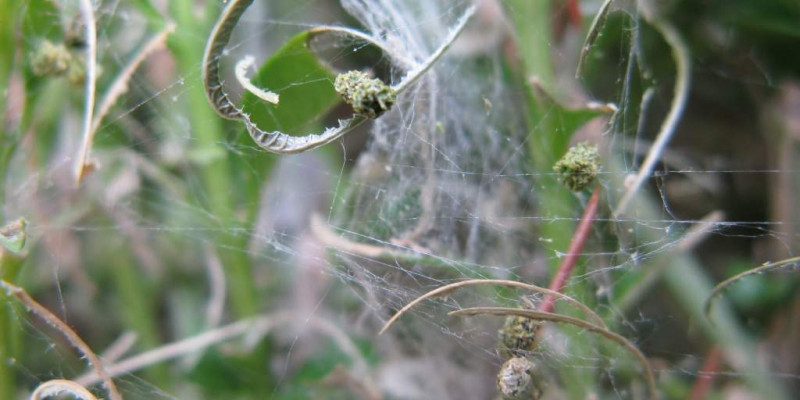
0,0,798,399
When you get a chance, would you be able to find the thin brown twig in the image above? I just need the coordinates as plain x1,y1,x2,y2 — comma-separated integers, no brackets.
311,213,470,270
705,256,800,321
674,210,725,251
99,331,138,364
379,278,607,335
77,316,270,385
77,312,372,391
0,280,122,400
203,244,226,329
540,184,600,313
91,23,176,133
449,307,657,400
311,214,391,258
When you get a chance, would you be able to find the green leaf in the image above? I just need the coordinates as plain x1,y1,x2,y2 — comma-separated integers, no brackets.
188,343,275,397
240,30,340,136
232,30,343,221
0,0,23,128
504,6,616,395
21,0,61,40
130,0,167,30
718,0,800,39
524,81,614,263
18,0,66,151
505,1,615,391
503,0,554,92
527,82,614,171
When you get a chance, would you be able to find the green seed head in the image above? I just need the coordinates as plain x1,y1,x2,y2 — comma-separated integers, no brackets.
553,142,600,192
30,40,72,77
334,70,396,119
66,56,87,86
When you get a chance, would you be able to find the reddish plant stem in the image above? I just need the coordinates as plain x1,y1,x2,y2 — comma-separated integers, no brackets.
566,0,582,28
540,184,600,313
688,346,723,400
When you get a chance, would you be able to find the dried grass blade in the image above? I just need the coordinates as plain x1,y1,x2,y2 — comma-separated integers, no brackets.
379,279,607,335
1,280,122,400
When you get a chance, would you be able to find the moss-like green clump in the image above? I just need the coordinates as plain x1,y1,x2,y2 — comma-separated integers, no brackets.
553,142,600,192
30,40,72,77
334,70,396,119
66,56,86,86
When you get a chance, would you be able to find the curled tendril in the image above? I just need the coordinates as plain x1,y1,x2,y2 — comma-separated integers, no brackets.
31,379,98,400
235,55,279,104
202,0,475,154
705,256,800,322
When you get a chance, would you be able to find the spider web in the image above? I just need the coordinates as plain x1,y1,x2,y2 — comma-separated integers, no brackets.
2,0,799,399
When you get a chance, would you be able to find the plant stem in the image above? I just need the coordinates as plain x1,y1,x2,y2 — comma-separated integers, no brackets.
0,0,16,134
0,0,22,222
613,8,691,216
72,0,98,185
506,2,601,396
688,346,722,400
0,246,24,399
110,253,167,385
170,0,258,318
566,0,582,28
0,291,14,400
540,185,600,313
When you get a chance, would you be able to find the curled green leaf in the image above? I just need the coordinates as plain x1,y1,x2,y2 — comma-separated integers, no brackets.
0,218,28,255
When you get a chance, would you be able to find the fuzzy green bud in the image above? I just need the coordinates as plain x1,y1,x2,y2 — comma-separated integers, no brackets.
334,70,396,119
66,56,87,86
553,142,600,192
30,40,72,77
